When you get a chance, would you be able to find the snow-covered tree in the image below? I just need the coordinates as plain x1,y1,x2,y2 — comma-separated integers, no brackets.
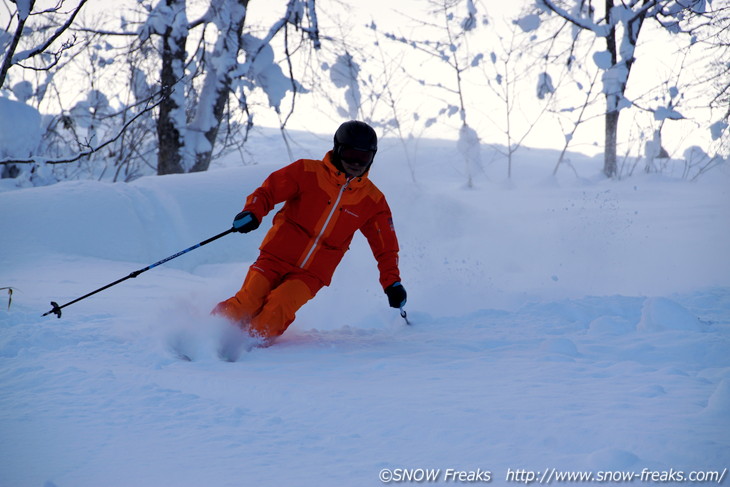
528,0,721,178
186,0,248,173
301,18,423,182
683,2,730,157
143,0,189,175
0,0,89,90
0,0,93,180
480,19,559,178
137,0,320,175
1,0,322,182
375,0,487,188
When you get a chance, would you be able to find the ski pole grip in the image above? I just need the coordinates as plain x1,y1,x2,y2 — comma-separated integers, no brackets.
233,213,252,230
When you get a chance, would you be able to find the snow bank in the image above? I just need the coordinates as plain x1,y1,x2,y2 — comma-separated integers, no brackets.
0,97,41,158
637,297,703,332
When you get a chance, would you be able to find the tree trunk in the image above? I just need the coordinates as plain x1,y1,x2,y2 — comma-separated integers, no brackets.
189,0,249,173
604,109,618,178
0,5,30,90
156,0,188,175
602,0,618,178
601,0,648,179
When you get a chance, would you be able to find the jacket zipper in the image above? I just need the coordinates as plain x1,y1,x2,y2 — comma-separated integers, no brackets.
299,177,351,268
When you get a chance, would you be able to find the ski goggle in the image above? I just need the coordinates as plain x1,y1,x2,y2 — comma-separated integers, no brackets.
340,147,375,167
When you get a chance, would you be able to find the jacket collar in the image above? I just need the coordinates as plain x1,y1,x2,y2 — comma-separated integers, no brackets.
323,151,369,187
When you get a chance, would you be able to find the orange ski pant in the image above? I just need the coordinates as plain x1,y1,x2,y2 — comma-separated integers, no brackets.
212,254,323,342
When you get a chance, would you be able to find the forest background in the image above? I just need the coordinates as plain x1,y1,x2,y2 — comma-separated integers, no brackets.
1,0,728,187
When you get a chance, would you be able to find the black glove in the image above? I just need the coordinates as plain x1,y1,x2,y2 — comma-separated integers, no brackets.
232,211,260,233
385,282,407,309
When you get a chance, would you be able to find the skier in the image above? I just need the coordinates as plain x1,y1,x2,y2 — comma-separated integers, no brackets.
213,120,407,345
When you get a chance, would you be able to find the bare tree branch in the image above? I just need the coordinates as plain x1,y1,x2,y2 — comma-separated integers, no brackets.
12,0,89,64
0,92,163,166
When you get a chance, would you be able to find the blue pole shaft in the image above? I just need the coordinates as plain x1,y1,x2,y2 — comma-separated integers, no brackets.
43,227,235,318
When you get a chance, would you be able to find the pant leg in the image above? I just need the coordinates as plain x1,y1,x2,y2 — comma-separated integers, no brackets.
248,278,318,341
212,269,272,326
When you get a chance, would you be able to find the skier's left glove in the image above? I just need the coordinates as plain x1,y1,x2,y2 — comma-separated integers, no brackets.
385,282,407,308
232,211,260,233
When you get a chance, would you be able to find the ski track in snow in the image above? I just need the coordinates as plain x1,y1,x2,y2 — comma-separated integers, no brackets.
1,135,729,486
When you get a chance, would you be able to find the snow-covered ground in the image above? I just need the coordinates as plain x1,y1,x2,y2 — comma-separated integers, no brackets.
1,131,729,487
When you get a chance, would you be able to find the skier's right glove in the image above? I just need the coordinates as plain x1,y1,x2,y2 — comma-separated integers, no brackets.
385,282,407,309
232,211,260,233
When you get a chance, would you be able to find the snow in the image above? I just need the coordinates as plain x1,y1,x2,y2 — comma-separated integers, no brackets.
457,122,480,185
11,80,34,103
536,72,555,100
239,34,295,111
327,53,362,120
654,106,685,121
601,63,630,110
0,97,41,159
460,0,478,31
514,14,541,33
70,90,111,130
710,120,728,141
139,2,176,41
690,0,708,15
592,50,613,70
131,67,153,101
15,0,32,21
1,128,730,486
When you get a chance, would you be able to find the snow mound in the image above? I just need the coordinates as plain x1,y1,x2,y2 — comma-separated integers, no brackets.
703,379,730,418
636,297,703,332
587,315,635,335
0,97,41,158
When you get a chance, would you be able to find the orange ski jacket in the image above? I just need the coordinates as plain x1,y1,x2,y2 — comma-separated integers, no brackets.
242,151,401,289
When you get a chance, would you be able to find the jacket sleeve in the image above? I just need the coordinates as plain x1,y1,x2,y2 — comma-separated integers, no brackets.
242,161,302,222
361,197,401,290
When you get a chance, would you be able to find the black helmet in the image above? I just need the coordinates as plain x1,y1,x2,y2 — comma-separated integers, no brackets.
333,120,377,156
332,121,377,175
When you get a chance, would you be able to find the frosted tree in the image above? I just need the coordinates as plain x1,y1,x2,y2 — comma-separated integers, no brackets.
369,34,425,183
141,0,189,175
480,19,560,178
186,0,247,173
0,0,92,179
0,0,323,183
311,28,419,181
527,0,719,178
137,0,320,175
683,2,730,157
374,0,487,188
0,0,89,89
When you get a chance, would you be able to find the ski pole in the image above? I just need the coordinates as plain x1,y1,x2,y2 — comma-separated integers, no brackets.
400,307,411,325
43,227,236,318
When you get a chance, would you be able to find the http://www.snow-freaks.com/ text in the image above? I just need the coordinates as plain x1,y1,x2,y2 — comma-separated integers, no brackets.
377,466,728,484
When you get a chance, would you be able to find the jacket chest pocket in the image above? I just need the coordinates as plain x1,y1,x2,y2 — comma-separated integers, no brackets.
325,198,372,248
